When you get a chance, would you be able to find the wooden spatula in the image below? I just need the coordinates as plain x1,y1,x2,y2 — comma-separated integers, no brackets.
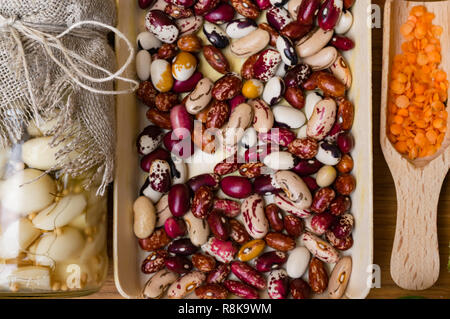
380,0,450,290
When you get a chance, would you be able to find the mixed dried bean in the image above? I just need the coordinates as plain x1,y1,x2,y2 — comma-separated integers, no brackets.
134,0,357,299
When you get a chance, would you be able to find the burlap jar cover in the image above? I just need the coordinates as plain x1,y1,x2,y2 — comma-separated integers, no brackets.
0,0,138,194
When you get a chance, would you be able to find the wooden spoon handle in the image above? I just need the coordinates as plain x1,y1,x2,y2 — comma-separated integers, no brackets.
390,165,442,290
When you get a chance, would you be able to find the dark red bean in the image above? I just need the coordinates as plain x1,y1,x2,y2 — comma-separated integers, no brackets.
168,184,191,217
254,174,282,196
297,0,321,25
292,159,323,176
165,255,193,274
337,132,355,154
220,176,253,199
264,203,284,232
188,173,220,192
254,251,288,272
164,217,187,238
284,215,304,238
207,209,231,240
330,35,355,51
167,238,198,256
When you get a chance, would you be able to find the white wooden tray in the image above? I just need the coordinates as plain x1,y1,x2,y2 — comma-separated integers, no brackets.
113,0,373,299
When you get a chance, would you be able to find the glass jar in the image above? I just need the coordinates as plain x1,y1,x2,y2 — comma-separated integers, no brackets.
0,120,108,296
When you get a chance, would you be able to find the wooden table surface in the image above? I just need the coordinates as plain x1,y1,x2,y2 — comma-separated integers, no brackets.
83,0,450,299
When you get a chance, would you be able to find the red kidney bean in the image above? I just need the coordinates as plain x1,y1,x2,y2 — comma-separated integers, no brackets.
337,132,355,154
229,219,250,244
187,173,220,192
207,209,230,240
213,198,241,218
140,148,171,172
258,127,296,147
311,212,335,235
329,195,351,216
231,261,266,290
297,0,321,25
163,131,194,159
302,176,319,192
264,203,284,232
165,255,193,274
330,35,355,51
224,280,259,299
255,251,287,272
254,174,282,196
172,71,203,93
168,184,190,217
311,187,336,214
164,217,187,238
192,185,214,218
204,3,235,24
207,263,231,284
284,215,304,238
318,0,343,31
170,104,193,139
292,159,323,176
167,238,198,255
141,250,169,274
220,176,253,199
